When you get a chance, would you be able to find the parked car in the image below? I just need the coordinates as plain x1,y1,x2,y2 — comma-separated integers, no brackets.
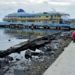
71,31,75,42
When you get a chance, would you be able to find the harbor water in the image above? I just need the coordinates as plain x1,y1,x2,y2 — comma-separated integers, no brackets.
0,28,28,50
0,28,62,51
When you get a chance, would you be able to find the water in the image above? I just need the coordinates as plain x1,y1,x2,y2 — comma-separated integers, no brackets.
0,28,62,51
0,28,28,50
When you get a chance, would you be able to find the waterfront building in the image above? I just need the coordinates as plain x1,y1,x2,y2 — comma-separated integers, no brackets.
0,9,71,30
3,9,69,25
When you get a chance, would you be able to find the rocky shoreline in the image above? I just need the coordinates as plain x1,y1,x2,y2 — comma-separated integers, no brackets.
0,31,72,75
18,38,71,75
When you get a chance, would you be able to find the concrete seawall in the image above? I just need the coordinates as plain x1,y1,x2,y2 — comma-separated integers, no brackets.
43,41,74,75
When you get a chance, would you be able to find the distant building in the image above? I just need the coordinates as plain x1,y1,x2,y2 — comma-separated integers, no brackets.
68,19,75,29
69,19,75,24
63,19,75,25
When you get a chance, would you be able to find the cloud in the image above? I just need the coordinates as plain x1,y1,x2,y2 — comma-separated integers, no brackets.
47,2,71,6
0,0,73,5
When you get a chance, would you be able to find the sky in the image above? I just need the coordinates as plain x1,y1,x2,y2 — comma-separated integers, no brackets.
0,0,75,21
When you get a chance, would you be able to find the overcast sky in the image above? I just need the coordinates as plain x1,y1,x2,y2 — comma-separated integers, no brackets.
0,0,75,21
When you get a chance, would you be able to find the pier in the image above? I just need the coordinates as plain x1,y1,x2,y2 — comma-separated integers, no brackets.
0,24,71,30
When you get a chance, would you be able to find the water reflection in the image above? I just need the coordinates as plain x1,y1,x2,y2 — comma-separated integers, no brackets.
4,28,62,39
